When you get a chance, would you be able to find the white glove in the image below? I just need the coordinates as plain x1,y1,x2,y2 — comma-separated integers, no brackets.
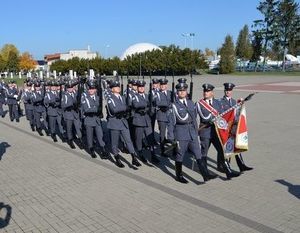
14,95,18,99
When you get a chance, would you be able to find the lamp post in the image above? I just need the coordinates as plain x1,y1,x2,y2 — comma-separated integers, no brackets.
181,33,196,50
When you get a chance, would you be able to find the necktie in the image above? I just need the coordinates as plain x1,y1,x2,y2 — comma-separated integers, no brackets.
209,100,213,107
119,96,123,103
183,100,187,107
228,98,231,106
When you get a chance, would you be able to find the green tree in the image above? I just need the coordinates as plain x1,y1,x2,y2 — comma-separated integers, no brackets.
251,31,263,62
253,0,279,71
273,0,299,71
0,55,6,72
219,35,236,74
6,51,19,72
236,25,253,71
0,44,19,63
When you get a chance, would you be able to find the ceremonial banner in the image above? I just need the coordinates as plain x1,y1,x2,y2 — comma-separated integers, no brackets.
214,103,249,159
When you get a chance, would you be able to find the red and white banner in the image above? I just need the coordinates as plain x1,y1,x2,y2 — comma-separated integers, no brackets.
214,103,249,159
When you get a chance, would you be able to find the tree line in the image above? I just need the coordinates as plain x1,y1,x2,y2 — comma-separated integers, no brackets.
1,0,298,75
50,45,208,76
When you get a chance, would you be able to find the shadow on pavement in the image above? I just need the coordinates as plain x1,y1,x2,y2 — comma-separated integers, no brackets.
0,142,11,160
275,179,300,199
0,202,12,229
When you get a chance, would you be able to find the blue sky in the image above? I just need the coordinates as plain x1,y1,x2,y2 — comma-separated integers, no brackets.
1,0,267,59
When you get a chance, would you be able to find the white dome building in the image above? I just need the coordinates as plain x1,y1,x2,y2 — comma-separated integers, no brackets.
120,43,162,60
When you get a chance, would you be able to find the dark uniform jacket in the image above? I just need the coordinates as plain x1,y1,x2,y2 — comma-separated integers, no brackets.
196,98,222,139
106,93,129,130
81,94,101,127
132,93,151,127
155,90,172,122
167,98,198,141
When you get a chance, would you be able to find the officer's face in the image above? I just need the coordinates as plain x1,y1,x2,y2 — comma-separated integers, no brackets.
177,90,187,99
160,84,167,91
35,86,41,91
88,88,97,95
203,90,214,99
132,85,138,91
67,87,73,92
112,86,120,94
153,83,159,89
50,86,56,91
138,86,145,93
224,90,232,98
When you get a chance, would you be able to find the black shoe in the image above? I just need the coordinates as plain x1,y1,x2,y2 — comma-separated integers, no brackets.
51,134,58,142
16,119,20,122
68,140,76,149
76,139,84,150
224,161,240,179
30,125,35,132
131,153,141,167
115,155,125,168
37,128,44,136
45,129,50,136
236,154,253,172
10,119,13,122
1,115,4,118
89,148,97,158
99,148,109,159
175,162,188,184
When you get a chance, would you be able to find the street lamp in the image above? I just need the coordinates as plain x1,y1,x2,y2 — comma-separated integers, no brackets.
181,33,196,50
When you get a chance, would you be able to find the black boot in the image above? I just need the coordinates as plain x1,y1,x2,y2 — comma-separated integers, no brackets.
76,138,84,150
138,151,147,163
224,160,240,180
160,144,167,157
68,140,76,149
151,150,160,164
236,154,253,172
131,153,141,167
175,161,188,183
30,124,35,132
115,154,125,168
88,147,97,158
45,129,50,136
99,147,109,159
37,128,44,136
51,134,58,142
199,158,218,180
196,159,209,182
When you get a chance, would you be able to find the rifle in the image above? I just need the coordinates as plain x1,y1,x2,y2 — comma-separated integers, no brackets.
149,71,153,114
59,76,63,106
97,75,103,118
171,73,175,103
75,76,84,113
189,71,193,100
120,74,124,94
198,93,256,131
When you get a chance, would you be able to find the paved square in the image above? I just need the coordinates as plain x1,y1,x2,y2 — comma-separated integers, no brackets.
0,74,299,233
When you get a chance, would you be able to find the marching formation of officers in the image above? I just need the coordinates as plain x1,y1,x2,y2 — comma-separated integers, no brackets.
0,75,253,184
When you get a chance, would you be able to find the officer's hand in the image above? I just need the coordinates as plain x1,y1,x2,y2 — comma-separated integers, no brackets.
13,95,18,99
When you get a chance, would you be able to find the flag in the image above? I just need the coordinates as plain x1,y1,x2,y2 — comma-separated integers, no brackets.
214,103,249,159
